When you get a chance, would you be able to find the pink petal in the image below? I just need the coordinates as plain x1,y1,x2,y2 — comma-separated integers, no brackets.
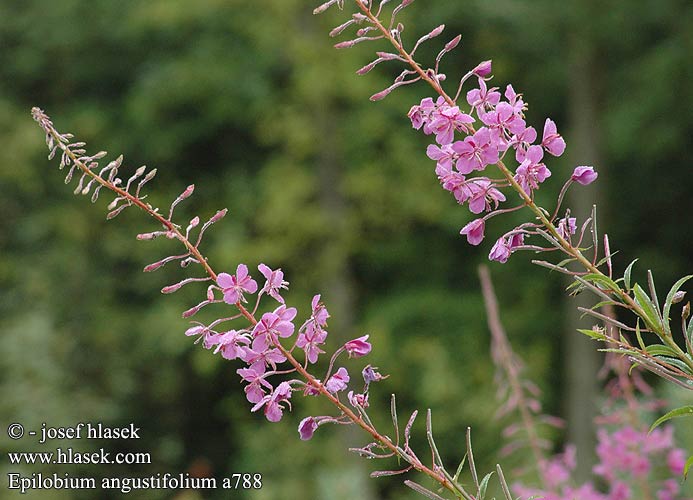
216,272,233,288
235,263,249,280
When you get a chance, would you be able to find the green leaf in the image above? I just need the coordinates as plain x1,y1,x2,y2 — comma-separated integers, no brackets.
684,455,693,479
645,344,680,357
633,284,663,331
663,275,693,335
556,256,578,268
452,454,467,482
648,270,662,316
624,258,638,291
590,300,618,310
574,276,616,304
596,249,619,268
581,273,621,294
649,405,693,433
635,320,646,350
578,329,609,342
478,471,493,499
652,356,693,375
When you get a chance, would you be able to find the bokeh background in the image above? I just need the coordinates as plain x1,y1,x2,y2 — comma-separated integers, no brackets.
1,0,692,498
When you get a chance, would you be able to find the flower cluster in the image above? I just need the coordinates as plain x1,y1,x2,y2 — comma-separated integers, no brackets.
409,74,597,262
184,262,376,431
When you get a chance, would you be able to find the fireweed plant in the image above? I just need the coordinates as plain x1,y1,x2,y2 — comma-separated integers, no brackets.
313,3,693,403
30,0,693,498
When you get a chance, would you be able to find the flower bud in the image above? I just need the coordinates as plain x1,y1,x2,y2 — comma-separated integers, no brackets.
472,60,492,78
571,166,598,186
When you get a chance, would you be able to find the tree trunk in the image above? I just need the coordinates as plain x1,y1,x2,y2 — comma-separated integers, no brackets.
563,4,604,481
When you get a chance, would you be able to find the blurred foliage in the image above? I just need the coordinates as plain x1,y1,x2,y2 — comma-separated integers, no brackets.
1,0,691,498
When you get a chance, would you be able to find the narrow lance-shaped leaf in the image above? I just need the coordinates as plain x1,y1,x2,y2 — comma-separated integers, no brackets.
649,405,693,433
624,258,638,291
662,275,693,335
632,284,663,332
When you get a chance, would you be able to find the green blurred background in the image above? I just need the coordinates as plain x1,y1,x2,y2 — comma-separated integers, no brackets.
1,0,692,498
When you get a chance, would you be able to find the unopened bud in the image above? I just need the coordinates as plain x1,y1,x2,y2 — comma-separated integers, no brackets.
133,165,147,178
376,52,398,60
182,305,202,318
370,87,392,101
210,208,228,223
143,260,167,272
142,168,157,182
472,60,493,78
162,282,184,294
334,40,356,49
357,60,379,75
672,291,686,304
178,185,194,201
445,35,462,51
428,24,445,38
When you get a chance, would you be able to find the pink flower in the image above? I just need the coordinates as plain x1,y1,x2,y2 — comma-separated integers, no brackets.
245,346,286,375
489,236,511,263
460,218,485,246
298,416,318,440
657,479,680,500
362,365,386,384
481,101,526,136
466,78,500,113
427,143,456,171
514,145,551,194
508,232,525,250
217,264,258,304
541,118,566,157
504,84,526,115
296,326,327,364
451,127,499,174
184,325,219,349
238,365,273,404
666,448,686,475
296,295,329,363
434,161,467,199
348,391,369,408
325,367,350,393
609,481,631,500
344,335,372,358
466,178,506,214
408,97,436,130
310,294,330,326
571,166,598,185
510,125,537,162
252,381,292,422
430,105,475,145
556,217,577,239
258,263,289,303
214,329,250,361
251,305,297,352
